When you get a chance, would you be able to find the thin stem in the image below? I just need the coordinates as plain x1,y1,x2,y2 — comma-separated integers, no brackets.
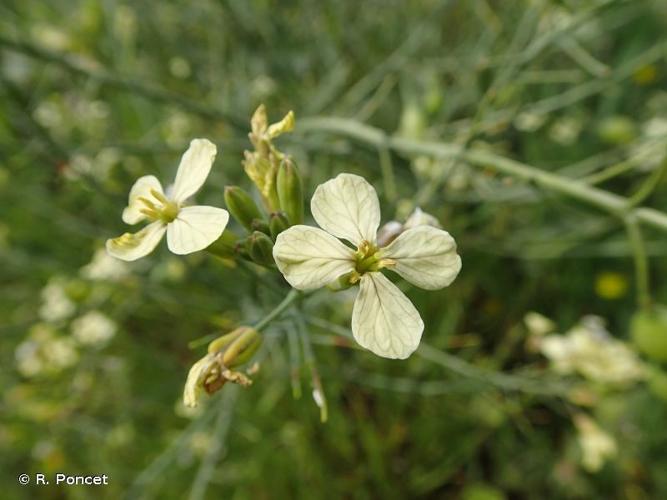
188,387,239,500
307,317,569,397
297,117,667,233
627,160,667,208
285,325,303,399
624,216,652,311
253,289,301,331
294,314,328,422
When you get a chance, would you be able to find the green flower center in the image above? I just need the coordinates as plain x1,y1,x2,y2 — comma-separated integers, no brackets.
139,189,179,223
355,241,382,274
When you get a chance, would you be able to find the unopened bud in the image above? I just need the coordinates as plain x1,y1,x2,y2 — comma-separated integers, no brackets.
224,186,263,232
248,231,275,267
206,229,238,259
276,157,304,225
269,212,290,240
251,218,271,236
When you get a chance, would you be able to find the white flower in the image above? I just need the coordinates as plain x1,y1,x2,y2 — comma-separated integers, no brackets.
539,316,645,385
574,414,617,473
272,173,462,359
80,248,130,281
39,279,76,323
106,139,229,261
15,324,79,377
71,310,117,346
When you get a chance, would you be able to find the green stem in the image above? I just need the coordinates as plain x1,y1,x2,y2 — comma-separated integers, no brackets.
294,314,328,423
253,289,301,331
624,216,652,311
627,159,667,208
297,116,667,233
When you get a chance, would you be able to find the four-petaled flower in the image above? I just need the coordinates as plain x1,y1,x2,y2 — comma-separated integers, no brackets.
272,173,462,359
106,139,229,261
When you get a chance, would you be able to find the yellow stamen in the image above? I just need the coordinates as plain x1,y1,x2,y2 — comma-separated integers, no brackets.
150,189,170,205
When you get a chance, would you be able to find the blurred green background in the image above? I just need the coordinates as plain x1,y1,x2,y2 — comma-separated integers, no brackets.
2,0,667,498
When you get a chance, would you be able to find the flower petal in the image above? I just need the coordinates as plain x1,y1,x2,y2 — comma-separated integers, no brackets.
106,221,167,261
352,273,424,359
183,355,215,408
311,173,380,246
382,226,461,290
273,225,355,290
171,138,217,203
166,205,229,255
122,175,164,224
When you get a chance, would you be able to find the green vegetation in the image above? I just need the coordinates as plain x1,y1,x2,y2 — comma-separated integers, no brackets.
1,0,667,498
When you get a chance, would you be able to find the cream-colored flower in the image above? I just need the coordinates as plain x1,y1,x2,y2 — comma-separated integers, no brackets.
80,248,130,281
574,414,617,473
273,173,462,359
15,324,78,377
540,316,645,385
71,310,116,346
106,139,229,261
39,278,75,323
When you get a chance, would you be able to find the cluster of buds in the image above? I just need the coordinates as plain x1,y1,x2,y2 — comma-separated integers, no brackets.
183,327,262,407
207,106,303,269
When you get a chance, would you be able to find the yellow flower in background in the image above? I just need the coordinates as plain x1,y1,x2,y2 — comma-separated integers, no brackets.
632,64,658,85
272,173,462,359
594,272,628,300
106,139,229,261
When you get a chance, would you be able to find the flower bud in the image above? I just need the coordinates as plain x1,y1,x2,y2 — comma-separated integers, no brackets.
234,237,252,261
183,327,262,407
276,157,304,225
206,229,238,259
248,231,275,267
224,186,263,231
251,218,271,236
269,211,290,240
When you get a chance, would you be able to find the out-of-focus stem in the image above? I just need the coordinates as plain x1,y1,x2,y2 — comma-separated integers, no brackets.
298,116,667,233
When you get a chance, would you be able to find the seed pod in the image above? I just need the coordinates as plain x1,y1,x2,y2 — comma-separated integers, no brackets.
276,157,304,225
221,327,262,368
224,186,263,231
269,212,290,240
248,231,275,267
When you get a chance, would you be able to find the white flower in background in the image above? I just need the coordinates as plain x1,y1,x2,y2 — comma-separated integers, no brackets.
574,414,617,473
106,139,229,261
39,279,76,323
524,311,556,337
71,310,117,346
81,248,130,281
539,315,645,385
15,324,78,377
273,173,462,359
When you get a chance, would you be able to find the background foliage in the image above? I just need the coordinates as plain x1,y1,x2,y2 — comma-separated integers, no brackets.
2,0,667,498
